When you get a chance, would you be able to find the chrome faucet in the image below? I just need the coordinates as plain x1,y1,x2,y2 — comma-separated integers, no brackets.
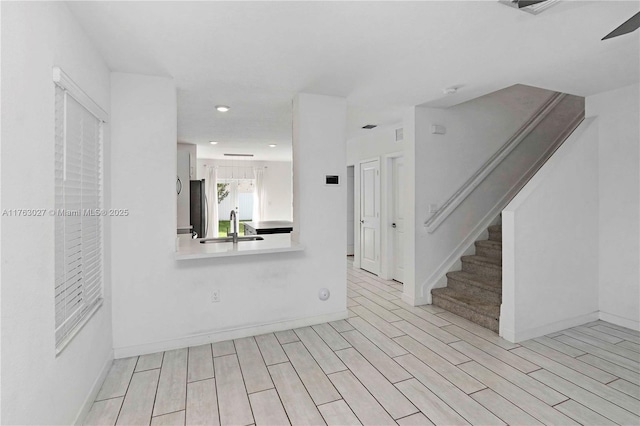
229,209,238,243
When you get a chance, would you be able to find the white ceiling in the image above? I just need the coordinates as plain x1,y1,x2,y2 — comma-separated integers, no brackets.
67,1,639,161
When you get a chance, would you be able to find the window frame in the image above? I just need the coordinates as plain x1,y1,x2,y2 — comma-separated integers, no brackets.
53,67,108,355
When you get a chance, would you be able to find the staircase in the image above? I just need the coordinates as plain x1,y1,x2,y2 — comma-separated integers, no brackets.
431,223,502,332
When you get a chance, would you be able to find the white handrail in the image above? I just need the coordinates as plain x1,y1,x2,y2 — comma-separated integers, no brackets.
424,92,566,233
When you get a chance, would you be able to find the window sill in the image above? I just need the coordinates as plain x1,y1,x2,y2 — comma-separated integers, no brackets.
55,298,103,356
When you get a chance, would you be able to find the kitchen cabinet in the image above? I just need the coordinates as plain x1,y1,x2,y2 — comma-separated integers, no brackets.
244,221,293,235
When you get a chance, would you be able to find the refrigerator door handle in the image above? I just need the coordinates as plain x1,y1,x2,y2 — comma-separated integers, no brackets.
204,194,209,237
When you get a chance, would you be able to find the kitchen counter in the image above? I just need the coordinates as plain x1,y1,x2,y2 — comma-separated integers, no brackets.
243,221,293,235
175,233,304,260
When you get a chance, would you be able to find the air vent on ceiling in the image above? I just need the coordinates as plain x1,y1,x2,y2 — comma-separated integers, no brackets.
224,153,254,157
499,0,559,15
362,124,377,130
395,128,404,142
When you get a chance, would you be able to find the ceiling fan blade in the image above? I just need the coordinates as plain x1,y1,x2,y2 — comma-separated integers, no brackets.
602,11,640,40
518,0,547,8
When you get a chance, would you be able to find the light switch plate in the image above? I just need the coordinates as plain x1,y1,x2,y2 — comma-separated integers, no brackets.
431,124,446,135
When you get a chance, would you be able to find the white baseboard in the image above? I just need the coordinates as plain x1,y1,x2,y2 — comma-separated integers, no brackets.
599,311,640,331
401,292,431,307
74,350,114,425
500,311,599,343
113,310,349,359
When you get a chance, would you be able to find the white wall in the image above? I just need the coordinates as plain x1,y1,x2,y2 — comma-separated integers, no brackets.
407,84,583,305
177,142,197,179
255,162,292,221
197,159,292,221
347,166,355,255
588,84,640,330
403,110,418,303
292,91,348,308
346,125,402,166
110,80,346,357
501,118,600,342
501,83,640,340
1,3,114,424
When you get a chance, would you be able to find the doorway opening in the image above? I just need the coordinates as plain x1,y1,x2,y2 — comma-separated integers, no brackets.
390,156,405,283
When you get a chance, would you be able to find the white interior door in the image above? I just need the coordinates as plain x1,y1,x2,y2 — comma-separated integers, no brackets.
392,157,405,283
360,159,380,275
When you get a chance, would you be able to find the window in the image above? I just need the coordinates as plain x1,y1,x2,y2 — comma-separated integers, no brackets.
218,178,255,219
53,68,108,353
218,178,255,236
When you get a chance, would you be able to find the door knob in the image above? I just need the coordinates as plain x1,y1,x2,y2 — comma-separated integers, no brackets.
360,220,364,224
392,223,397,228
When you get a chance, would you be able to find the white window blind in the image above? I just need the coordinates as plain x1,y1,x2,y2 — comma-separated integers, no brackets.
54,68,107,353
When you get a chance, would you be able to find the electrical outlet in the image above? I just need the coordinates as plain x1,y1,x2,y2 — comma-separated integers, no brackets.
212,289,220,303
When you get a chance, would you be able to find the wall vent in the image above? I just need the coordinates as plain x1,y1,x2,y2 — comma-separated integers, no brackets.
362,124,377,129
224,153,254,157
499,0,559,15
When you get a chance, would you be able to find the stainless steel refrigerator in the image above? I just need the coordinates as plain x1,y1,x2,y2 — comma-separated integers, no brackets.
190,179,207,238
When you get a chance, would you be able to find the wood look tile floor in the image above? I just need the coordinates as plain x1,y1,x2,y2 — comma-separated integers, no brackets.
85,260,640,425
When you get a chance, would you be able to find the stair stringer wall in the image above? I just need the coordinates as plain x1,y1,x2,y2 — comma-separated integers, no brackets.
501,118,600,343
415,94,585,305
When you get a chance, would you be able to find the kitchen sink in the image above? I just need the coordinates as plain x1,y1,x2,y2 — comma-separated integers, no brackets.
200,236,264,244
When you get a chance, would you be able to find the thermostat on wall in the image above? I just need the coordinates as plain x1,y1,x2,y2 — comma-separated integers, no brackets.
325,175,340,185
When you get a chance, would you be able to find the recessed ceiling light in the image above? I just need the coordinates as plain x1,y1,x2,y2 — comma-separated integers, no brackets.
269,144,277,148
215,105,230,112
209,141,219,145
